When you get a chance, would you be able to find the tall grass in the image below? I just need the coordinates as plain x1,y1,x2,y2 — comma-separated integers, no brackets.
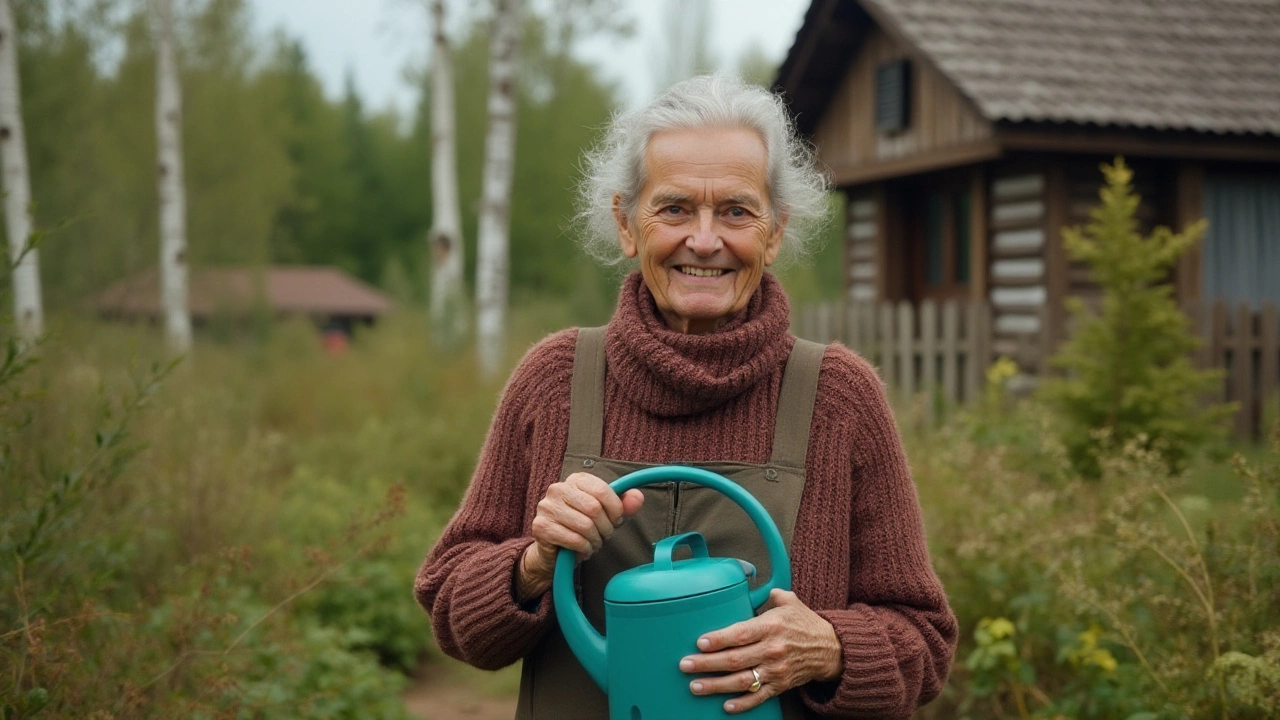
1,307,510,718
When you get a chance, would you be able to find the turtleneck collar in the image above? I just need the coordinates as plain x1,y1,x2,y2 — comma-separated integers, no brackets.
604,271,794,417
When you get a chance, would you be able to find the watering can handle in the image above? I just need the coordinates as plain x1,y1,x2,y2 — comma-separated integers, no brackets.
584,465,791,606
552,465,792,693
652,531,709,571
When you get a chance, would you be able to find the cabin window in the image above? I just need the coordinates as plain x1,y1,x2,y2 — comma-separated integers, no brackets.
875,59,911,134
1203,172,1280,308
919,188,972,298
955,193,971,283
926,195,945,285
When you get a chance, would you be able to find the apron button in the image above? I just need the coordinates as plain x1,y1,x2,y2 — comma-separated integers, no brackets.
764,468,778,481
583,458,596,468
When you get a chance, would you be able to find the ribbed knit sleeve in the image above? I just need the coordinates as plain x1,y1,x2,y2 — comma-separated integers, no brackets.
413,330,578,670
798,348,957,719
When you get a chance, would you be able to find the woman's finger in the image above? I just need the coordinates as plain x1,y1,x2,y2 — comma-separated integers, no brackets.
619,488,645,517
564,472,626,526
681,591,843,704
722,668,778,715
680,643,762,675
559,482,616,544
534,490,603,551
687,664,764,696
687,665,777,715
530,513,593,555
693,614,771,654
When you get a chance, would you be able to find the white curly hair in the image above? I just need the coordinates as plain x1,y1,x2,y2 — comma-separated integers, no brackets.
575,73,832,268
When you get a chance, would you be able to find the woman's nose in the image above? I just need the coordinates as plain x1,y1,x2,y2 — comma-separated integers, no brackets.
685,211,722,255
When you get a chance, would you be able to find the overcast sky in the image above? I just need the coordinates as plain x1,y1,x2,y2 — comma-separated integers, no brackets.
246,0,811,116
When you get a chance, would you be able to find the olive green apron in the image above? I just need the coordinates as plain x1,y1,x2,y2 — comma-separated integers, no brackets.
515,327,825,720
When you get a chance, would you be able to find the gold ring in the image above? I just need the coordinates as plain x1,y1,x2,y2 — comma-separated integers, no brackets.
748,667,762,693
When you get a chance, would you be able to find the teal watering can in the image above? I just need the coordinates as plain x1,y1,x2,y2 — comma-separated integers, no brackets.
553,465,791,720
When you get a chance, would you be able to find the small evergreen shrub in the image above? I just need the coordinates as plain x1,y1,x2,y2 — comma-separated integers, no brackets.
1039,158,1232,477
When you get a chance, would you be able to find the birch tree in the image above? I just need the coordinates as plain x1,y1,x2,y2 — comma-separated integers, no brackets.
0,0,43,342
154,0,191,354
475,0,522,379
428,0,466,345
653,0,715,91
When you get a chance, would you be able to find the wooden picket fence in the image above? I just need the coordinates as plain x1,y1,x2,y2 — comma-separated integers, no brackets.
1189,301,1280,440
795,299,1280,439
793,299,992,424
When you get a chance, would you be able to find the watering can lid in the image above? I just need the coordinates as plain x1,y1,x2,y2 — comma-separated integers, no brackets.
604,556,750,604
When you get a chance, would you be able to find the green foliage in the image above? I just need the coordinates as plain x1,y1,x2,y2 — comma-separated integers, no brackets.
913,378,1280,720
423,9,621,309
1209,636,1280,716
10,0,625,314
1040,158,1231,477
773,193,844,304
1,358,175,572
2,296,1277,719
230,620,412,720
0,312,464,717
965,617,1024,698
296,560,432,674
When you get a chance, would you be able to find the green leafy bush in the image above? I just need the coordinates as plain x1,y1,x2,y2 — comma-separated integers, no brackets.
229,620,412,720
297,559,433,673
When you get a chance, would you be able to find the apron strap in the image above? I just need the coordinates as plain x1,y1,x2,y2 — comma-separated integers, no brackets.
770,338,826,470
567,326,607,457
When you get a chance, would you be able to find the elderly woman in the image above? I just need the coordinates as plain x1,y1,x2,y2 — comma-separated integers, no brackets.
416,74,956,719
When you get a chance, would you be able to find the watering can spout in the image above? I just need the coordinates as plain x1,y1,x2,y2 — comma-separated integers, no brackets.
553,549,609,692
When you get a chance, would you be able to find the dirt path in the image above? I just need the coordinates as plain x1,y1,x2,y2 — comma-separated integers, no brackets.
403,660,519,720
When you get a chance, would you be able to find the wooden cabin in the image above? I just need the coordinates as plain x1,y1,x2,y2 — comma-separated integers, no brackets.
95,265,395,338
776,0,1280,433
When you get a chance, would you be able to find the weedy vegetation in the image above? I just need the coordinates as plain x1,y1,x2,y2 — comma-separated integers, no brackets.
2,162,1277,719
912,160,1278,720
0,309,515,719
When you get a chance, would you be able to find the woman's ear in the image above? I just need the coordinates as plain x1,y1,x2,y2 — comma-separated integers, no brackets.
764,213,788,267
614,194,638,258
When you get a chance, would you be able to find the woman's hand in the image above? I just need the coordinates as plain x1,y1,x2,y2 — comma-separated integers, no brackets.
679,589,843,714
514,472,644,602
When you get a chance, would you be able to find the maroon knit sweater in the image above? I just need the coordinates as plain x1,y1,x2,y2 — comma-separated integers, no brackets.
416,273,957,719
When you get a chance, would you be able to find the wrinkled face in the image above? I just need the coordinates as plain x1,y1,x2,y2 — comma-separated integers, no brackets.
614,126,785,335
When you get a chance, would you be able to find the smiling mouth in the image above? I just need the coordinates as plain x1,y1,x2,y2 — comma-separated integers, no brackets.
676,266,728,278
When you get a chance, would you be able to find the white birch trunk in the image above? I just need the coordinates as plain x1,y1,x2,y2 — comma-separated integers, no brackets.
154,0,191,354
0,0,43,343
475,0,521,379
428,0,466,345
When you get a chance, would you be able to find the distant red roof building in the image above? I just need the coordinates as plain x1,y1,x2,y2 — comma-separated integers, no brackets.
94,266,395,325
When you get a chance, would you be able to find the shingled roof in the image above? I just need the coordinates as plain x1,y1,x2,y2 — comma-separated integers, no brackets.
95,266,394,320
779,0,1280,137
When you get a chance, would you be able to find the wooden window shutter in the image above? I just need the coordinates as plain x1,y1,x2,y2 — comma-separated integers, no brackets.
875,59,911,134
